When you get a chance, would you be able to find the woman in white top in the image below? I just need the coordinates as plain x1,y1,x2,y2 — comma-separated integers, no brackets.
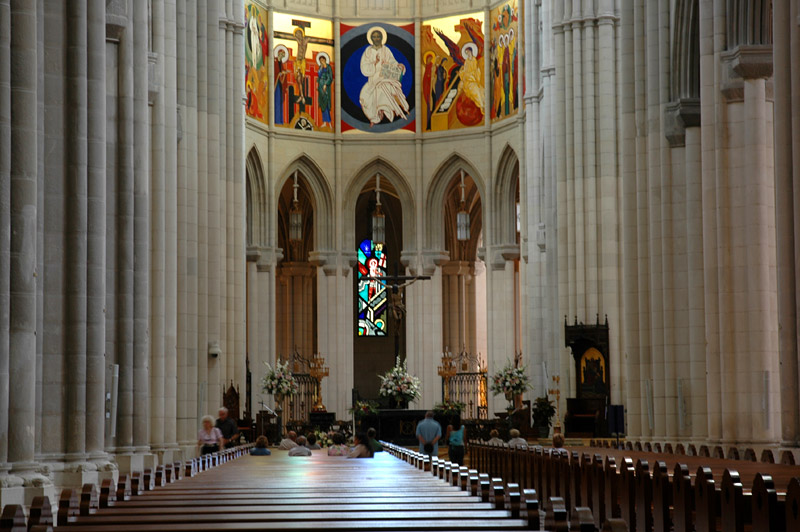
197,415,223,455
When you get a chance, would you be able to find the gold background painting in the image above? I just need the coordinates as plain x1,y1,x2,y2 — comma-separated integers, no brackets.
490,0,520,122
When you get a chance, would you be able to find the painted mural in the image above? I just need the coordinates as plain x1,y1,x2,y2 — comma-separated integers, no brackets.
245,2,269,124
340,22,415,133
273,13,335,132
421,13,485,132
490,0,520,122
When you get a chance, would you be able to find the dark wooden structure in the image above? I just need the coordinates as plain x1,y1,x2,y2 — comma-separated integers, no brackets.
564,316,610,437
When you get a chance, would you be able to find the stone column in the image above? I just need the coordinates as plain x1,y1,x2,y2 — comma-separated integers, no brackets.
132,0,151,455
0,0,11,477
150,0,167,455
115,0,135,454
86,0,107,461
774,0,800,446
8,0,39,472
232,0,246,417
65,0,89,462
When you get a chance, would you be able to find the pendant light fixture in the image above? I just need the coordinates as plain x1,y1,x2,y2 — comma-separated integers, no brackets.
289,170,303,242
372,173,386,245
456,169,470,241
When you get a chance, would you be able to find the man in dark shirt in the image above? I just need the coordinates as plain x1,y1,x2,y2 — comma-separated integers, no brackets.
216,407,239,449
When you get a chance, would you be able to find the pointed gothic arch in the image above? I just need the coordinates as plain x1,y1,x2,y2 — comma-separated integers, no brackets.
276,155,335,252
246,147,268,248
492,145,520,246
343,157,417,253
424,153,486,251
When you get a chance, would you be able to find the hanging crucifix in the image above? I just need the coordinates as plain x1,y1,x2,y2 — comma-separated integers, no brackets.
364,263,430,360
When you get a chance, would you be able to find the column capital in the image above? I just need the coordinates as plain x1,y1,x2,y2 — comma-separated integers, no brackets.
484,244,521,270
664,98,701,148
415,249,450,276
308,250,340,277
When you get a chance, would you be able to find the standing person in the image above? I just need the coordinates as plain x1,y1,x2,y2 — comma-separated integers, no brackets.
445,415,466,466
215,407,239,449
197,415,223,455
416,411,442,458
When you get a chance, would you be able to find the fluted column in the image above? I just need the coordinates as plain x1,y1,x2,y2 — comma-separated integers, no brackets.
8,0,38,470
65,0,89,461
86,0,107,460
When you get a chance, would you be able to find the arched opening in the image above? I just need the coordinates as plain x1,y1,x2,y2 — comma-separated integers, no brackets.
441,170,487,365
353,175,404,401
276,172,317,358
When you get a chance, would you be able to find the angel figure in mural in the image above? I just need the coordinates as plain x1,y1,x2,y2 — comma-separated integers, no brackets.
317,52,333,128
459,42,484,110
359,26,409,126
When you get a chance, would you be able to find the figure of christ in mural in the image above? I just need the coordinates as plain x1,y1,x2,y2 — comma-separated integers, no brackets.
273,24,335,108
317,53,333,128
360,27,409,126
274,45,290,125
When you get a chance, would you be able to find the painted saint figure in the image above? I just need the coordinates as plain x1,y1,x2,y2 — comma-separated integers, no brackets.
422,52,435,130
274,45,290,125
359,27,409,126
317,53,333,128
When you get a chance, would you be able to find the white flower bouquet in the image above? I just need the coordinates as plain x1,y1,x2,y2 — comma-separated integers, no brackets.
490,362,530,398
378,357,422,403
261,359,299,398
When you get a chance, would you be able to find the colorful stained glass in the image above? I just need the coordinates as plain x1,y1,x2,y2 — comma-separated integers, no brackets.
357,239,387,336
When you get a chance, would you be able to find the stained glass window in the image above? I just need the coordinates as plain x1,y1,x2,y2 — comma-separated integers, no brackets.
357,238,387,336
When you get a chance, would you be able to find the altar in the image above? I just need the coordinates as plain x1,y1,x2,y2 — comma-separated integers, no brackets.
359,409,428,446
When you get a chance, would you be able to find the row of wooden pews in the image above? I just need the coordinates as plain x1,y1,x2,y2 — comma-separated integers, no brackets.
3,441,614,531
469,440,800,531
382,442,628,531
0,444,255,532
589,439,798,465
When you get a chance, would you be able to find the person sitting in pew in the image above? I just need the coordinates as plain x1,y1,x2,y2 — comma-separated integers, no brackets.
250,435,271,455
306,433,321,450
486,429,504,445
367,427,383,453
278,430,299,450
327,432,349,456
197,415,223,455
348,432,374,458
507,428,528,448
552,433,564,448
288,435,313,456
216,407,239,449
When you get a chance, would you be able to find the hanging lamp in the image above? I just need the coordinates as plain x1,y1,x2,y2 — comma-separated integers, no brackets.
289,170,303,242
456,169,470,241
372,173,386,245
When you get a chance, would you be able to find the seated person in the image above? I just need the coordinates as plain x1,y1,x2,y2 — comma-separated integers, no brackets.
215,407,239,449
278,430,299,450
367,427,383,453
288,435,313,456
250,435,271,455
306,434,322,450
507,428,528,448
486,429,504,445
197,415,223,455
552,433,565,449
348,432,374,458
327,432,349,456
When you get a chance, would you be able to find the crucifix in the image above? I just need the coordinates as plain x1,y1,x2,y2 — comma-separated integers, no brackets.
365,263,430,359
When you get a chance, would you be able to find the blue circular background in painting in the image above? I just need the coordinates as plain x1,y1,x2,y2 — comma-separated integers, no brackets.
340,22,416,133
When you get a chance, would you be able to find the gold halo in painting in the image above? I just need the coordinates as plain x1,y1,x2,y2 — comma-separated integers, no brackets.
423,51,436,64
366,25,388,45
461,42,478,59
274,44,290,62
316,51,331,66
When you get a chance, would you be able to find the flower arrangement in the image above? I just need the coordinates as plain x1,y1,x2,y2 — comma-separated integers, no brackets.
434,399,465,417
378,357,422,404
348,400,379,419
313,429,335,447
490,362,531,398
261,359,299,397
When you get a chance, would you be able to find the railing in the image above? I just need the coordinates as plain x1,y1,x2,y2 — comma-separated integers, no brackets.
444,372,488,420
277,373,316,424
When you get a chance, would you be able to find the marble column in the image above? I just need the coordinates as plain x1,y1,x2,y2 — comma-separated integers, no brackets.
0,0,12,475
65,0,89,462
232,1,246,416
8,0,38,471
86,0,107,460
